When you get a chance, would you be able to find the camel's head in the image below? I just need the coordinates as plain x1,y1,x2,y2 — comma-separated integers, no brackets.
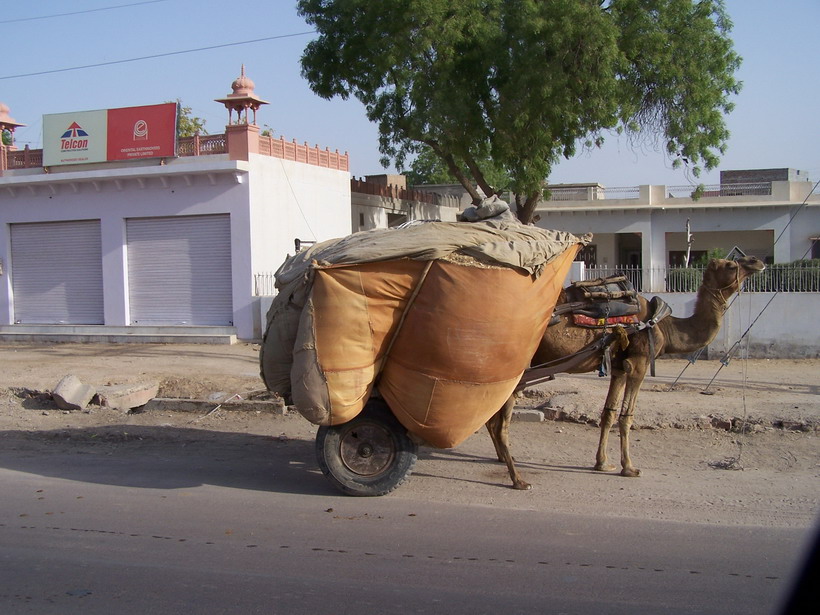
703,256,766,296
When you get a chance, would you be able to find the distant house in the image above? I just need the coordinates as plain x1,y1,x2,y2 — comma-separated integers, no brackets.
536,168,818,292
350,174,460,231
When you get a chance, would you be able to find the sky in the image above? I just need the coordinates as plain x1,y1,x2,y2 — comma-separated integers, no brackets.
2,0,818,189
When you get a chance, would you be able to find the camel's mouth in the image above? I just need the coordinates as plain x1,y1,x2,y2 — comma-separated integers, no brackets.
737,255,766,273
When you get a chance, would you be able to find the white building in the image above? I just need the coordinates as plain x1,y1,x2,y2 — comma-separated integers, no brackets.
0,70,351,342
537,171,818,292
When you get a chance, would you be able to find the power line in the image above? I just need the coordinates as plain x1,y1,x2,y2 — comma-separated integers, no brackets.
0,31,314,80
0,0,168,24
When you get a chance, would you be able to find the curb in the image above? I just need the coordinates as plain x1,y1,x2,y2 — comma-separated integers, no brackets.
142,397,287,415
513,408,818,433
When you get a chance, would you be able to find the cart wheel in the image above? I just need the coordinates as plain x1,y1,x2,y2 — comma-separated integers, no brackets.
315,399,418,496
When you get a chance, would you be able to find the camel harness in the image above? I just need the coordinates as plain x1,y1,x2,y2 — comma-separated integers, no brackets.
516,276,673,391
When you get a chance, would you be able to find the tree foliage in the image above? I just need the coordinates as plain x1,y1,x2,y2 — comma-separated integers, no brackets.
170,99,207,138
298,0,740,223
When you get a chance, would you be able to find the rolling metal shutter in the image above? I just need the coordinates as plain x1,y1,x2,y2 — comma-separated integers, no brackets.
10,220,104,324
126,215,233,325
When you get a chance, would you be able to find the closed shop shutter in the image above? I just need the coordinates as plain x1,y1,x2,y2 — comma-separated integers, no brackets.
126,214,233,325
10,220,104,324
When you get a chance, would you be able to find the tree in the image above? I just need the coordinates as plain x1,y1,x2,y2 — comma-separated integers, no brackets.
1,129,12,146
170,99,207,138
403,144,511,190
298,0,741,223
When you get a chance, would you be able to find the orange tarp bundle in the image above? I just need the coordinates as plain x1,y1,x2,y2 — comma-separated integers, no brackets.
260,216,586,448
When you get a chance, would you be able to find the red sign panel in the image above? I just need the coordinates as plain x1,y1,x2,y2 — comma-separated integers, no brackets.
106,103,177,161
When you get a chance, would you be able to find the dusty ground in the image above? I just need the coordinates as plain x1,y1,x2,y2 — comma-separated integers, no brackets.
0,343,817,529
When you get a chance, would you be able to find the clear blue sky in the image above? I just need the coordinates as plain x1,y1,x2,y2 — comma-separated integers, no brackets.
3,0,818,188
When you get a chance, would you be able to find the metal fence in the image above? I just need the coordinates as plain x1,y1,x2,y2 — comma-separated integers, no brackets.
583,263,820,293
254,273,277,296
253,263,820,296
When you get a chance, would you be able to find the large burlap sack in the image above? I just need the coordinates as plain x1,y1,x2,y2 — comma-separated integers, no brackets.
377,247,577,448
259,212,589,447
283,245,577,446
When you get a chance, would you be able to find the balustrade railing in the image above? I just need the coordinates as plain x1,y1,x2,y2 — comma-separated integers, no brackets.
350,177,441,204
259,135,349,171
1,133,349,171
177,134,227,156
546,182,773,202
3,145,43,170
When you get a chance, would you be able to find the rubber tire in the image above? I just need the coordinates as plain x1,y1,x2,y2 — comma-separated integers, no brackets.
315,399,418,496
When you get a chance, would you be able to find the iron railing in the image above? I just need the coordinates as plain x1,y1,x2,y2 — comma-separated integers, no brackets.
583,263,820,293
254,263,820,296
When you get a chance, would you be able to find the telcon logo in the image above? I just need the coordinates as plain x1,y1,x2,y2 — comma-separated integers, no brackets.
60,122,90,151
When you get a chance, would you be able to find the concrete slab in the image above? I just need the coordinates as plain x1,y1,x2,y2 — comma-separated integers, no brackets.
96,381,160,410
52,374,96,411
512,409,545,422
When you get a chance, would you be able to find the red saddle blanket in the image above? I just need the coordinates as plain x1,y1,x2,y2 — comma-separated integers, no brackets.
572,313,640,328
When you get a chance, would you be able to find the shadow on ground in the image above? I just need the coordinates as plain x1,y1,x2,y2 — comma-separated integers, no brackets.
0,425,340,497
0,424,592,496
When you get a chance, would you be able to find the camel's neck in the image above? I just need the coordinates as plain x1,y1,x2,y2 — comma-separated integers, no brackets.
659,284,730,354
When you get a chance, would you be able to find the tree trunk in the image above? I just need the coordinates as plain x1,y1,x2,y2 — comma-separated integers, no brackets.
426,141,483,204
514,191,541,224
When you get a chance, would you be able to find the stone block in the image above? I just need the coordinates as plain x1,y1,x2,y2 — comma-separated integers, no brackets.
512,409,545,422
710,416,732,431
52,375,96,411
96,381,160,410
541,407,565,422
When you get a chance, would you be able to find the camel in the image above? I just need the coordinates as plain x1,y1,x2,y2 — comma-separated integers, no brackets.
486,256,766,490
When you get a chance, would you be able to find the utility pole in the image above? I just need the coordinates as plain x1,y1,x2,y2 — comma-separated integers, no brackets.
684,218,693,267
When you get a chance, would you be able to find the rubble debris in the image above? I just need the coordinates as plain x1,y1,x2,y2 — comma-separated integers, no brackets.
95,381,160,411
52,375,96,411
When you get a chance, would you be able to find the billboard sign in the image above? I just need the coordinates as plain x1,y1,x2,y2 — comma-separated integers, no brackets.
43,103,177,166
43,110,108,166
107,103,177,161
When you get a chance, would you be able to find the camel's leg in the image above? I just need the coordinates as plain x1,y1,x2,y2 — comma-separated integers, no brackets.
594,370,626,472
594,408,619,471
617,357,647,477
485,396,531,490
485,408,505,462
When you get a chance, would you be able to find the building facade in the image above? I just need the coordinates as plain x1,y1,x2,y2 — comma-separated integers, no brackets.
538,173,818,292
0,71,352,341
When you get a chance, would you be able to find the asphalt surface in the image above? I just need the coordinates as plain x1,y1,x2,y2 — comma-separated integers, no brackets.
1,426,811,615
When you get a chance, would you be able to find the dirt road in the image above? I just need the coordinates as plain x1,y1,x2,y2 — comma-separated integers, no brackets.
1,342,817,529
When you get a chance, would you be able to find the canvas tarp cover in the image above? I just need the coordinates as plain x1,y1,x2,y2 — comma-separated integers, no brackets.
260,218,586,448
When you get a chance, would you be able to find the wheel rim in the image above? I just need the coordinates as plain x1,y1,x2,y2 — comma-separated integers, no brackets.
338,423,396,477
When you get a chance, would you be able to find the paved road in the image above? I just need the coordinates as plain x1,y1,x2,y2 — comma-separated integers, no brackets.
0,433,806,615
